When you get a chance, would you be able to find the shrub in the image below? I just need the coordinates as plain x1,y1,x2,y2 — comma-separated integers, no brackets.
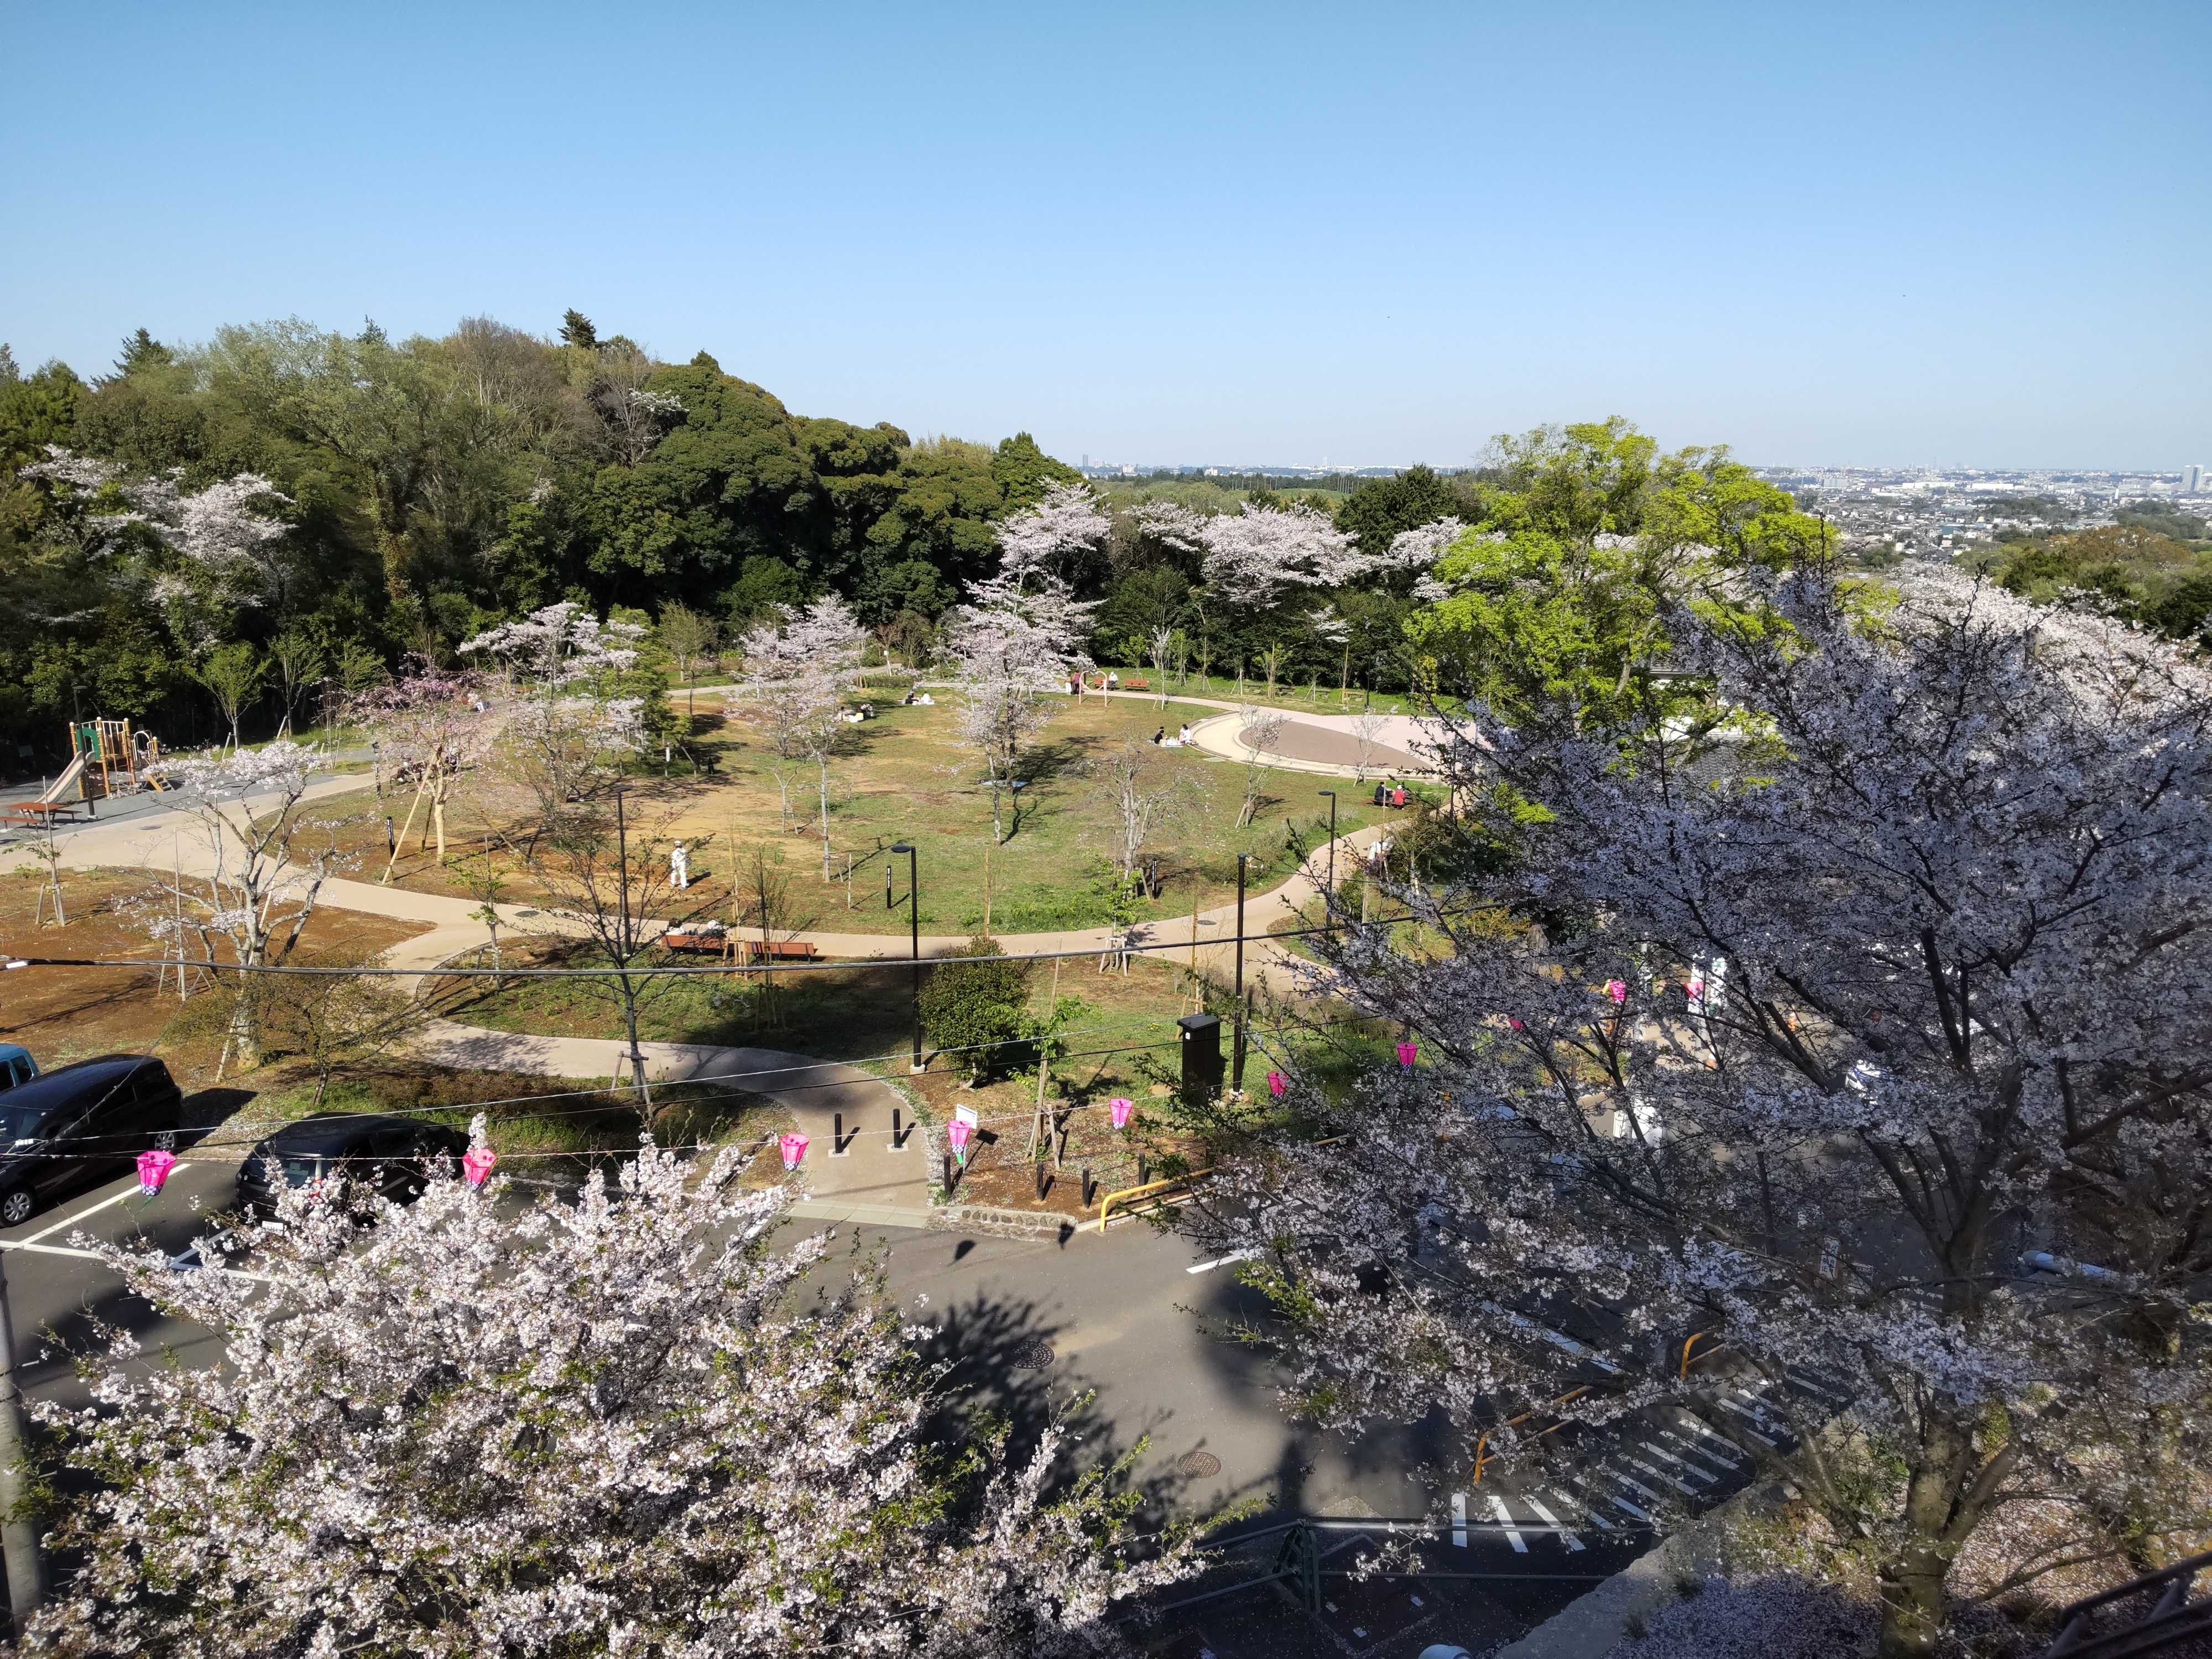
918,935,1031,1080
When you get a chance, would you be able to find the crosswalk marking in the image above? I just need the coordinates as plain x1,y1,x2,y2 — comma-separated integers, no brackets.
1522,1495,1583,1551
1639,1441,1718,1484
1488,1494,1527,1553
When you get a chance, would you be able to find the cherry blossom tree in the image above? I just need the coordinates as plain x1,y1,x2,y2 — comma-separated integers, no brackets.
137,741,352,1070
1193,568,2212,1658
30,1141,1201,1655
994,479,1113,581
1197,502,1373,603
349,661,492,876
943,568,1096,843
461,602,644,833
735,596,866,875
25,447,296,610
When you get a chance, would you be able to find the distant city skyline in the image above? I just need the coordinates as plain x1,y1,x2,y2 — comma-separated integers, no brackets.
4,2,2206,470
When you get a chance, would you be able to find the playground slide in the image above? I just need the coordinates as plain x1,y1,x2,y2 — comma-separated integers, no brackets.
39,754,85,805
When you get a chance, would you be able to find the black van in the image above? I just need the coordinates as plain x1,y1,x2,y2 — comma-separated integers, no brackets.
0,1056,185,1227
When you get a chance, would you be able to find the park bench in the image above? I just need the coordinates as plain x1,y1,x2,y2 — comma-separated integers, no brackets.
660,927,728,954
734,938,821,964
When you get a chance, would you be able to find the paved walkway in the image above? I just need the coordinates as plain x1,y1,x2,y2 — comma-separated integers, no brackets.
26,769,1381,1225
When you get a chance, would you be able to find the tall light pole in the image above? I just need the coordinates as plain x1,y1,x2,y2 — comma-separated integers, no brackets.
0,1252,48,1630
889,842,922,1072
1316,789,1337,931
1232,852,1249,1095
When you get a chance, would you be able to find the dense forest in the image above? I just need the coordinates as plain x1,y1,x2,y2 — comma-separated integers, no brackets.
8,308,2196,778
0,311,1500,771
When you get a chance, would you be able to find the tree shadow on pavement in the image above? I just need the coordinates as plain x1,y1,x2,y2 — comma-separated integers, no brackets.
916,1287,1207,1535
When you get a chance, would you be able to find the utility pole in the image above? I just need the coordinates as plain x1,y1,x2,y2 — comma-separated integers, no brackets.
1232,853,1249,1095
890,842,922,1072
0,1251,48,1631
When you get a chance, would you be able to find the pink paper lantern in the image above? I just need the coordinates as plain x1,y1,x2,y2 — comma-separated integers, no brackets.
946,1118,972,1165
777,1133,809,1173
135,1148,177,1197
1108,1096,1133,1130
1605,979,1627,1005
1507,1017,1525,1031
1396,1039,1418,1070
462,1147,498,1188
1266,1071,1286,1098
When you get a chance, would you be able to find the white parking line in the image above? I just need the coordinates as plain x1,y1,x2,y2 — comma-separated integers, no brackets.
1186,1249,1258,1275
21,1188,133,1244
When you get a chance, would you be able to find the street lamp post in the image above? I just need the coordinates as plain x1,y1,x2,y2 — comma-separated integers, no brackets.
889,842,922,1071
1232,852,1249,1095
1316,789,1337,929
0,1252,47,1631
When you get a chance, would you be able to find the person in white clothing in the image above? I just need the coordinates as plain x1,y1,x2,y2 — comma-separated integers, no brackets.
670,842,689,890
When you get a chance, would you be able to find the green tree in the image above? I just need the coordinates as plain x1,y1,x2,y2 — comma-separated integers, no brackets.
989,431,1081,510
1408,421,1824,723
919,935,1032,1082
193,641,267,750
1334,462,1472,555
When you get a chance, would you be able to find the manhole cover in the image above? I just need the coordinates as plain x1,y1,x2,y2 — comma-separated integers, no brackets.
1010,1340,1056,1370
1174,1451,1222,1478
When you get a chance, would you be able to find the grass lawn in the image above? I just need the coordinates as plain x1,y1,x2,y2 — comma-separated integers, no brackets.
343,692,1391,937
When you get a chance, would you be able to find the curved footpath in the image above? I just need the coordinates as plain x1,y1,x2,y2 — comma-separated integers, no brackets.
36,771,1381,1227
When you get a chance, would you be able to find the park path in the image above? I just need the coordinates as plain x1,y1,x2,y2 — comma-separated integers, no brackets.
32,770,1384,1225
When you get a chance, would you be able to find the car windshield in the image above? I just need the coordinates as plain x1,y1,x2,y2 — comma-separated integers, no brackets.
276,1155,329,1188
0,1105,49,1141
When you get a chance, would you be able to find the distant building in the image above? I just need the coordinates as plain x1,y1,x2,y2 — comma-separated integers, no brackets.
2185,463,2203,494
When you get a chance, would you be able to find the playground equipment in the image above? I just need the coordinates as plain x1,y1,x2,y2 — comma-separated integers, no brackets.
58,719,155,802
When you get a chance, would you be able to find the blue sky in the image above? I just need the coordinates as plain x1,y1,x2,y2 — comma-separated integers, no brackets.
6,2,2206,469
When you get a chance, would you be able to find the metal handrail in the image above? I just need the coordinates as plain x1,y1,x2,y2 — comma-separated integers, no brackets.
1472,1385,1591,1483
1097,1167,1215,1228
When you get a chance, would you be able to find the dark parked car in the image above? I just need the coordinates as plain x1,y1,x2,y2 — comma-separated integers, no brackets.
0,1055,184,1227
237,1113,468,1216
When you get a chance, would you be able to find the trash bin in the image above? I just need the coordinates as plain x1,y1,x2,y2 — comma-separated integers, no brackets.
1177,1013,1221,1108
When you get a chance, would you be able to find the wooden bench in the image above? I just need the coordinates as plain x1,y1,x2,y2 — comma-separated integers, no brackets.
734,938,821,963
660,928,729,955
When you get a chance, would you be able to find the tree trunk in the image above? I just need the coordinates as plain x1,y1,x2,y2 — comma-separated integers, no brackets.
617,970,651,1114
818,758,832,880
1876,1410,1982,1658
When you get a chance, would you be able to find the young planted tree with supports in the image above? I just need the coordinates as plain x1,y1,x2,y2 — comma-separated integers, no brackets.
656,601,719,718
509,794,716,1109
1233,705,1285,828
1091,735,1187,894
734,596,867,878
135,742,351,1071
350,662,491,879
1197,567,2212,1658
32,1145,1201,1655
461,602,644,847
943,563,1095,845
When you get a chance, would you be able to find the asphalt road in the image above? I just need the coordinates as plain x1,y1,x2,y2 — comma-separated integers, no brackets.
0,1157,1611,1656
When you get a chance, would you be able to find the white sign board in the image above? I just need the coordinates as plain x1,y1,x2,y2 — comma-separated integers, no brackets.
953,1103,978,1129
